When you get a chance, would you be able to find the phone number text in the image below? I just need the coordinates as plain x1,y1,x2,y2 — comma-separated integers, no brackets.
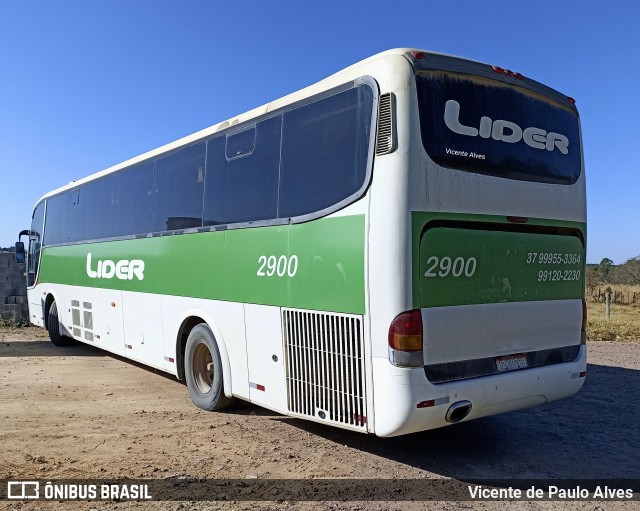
527,252,581,265
538,269,582,282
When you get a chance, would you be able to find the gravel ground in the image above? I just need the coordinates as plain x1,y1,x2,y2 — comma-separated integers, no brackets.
0,326,638,510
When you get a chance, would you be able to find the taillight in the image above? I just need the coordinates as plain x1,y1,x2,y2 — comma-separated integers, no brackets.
581,299,587,344
388,309,424,367
492,65,524,80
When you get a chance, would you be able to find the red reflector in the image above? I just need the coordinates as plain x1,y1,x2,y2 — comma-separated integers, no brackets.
127,345,132,350
506,216,529,223
168,357,175,363
568,97,576,104
256,384,265,392
417,400,435,408
579,371,587,378
493,66,523,80
411,51,425,60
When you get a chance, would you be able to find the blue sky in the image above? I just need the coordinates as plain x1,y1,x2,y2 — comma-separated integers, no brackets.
0,0,637,264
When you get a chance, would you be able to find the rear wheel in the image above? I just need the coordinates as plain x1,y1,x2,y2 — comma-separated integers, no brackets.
184,324,233,411
47,301,71,346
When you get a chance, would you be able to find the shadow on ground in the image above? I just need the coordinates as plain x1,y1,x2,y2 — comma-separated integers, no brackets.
0,340,104,358
5,337,638,482
276,363,640,481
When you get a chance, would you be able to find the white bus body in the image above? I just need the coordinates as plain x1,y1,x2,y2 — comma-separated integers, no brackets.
20,49,586,436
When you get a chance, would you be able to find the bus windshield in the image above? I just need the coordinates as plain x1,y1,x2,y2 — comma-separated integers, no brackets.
416,71,581,184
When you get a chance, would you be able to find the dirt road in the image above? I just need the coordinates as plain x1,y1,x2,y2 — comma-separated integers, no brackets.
1,326,638,510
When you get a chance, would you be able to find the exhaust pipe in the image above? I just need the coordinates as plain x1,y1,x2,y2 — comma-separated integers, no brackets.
445,400,472,423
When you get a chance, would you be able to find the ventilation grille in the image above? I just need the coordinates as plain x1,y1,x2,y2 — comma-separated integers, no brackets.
375,93,395,155
83,310,93,330
283,309,367,430
71,308,81,327
71,299,94,342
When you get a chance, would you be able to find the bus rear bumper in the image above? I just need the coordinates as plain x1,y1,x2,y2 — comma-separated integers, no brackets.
371,345,587,437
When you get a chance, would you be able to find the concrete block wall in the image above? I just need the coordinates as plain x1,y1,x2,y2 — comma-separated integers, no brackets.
0,251,29,323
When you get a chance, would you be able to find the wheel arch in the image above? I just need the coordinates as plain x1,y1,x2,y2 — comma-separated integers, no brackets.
174,310,233,398
43,291,58,329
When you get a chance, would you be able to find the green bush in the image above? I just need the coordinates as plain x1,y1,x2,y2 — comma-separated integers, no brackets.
0,317,29,328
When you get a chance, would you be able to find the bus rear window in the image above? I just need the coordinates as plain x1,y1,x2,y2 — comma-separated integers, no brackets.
415,71,581,185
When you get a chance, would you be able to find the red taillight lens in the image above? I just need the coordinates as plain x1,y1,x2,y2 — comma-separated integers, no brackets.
411,51,425,60
389,309,423,351
388,310,424,368
581,299,587,344
568,97,576,104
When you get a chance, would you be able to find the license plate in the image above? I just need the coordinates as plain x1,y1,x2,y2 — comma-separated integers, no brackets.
496,354,528,372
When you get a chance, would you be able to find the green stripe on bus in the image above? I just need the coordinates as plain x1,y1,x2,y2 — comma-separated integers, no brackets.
411,212,586,308
39,215,366,315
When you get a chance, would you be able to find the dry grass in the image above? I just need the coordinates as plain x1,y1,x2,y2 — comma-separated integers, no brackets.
586,300,640,341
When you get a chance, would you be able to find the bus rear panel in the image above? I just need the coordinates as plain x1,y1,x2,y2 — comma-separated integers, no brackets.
373,51,586,436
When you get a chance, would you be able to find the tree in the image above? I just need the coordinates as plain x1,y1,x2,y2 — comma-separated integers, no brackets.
597,257,614,283
586,266,602,292
618,256,640,285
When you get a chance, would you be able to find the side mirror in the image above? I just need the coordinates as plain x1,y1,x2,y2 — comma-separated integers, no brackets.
15,241,25,264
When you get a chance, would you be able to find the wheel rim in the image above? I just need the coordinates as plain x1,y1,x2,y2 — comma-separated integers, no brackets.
192,342,214,393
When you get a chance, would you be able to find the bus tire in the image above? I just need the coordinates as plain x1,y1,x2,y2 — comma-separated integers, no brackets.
184,324,233,411
47,301,71,346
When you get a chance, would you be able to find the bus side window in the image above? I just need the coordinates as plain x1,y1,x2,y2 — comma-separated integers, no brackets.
64,188,86,243
278,85,373,218
27,201,45,287
43,193,65,246
204,117,281,226
84,175,116,241
151,142,206,232
113,162,154,237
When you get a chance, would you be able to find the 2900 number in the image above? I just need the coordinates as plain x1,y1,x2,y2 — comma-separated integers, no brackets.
424,256,477,278
257,255,298,277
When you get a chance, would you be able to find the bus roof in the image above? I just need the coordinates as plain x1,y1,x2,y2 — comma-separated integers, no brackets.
37,49,432,203
36,48,573,204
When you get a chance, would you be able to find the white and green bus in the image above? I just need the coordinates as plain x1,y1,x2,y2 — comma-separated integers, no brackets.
18,49,586,436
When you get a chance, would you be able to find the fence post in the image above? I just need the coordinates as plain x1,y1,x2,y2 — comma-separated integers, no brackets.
605,290,612,320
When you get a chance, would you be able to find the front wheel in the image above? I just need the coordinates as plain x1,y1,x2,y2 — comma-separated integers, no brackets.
184,324,234,411
47,301,71,346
